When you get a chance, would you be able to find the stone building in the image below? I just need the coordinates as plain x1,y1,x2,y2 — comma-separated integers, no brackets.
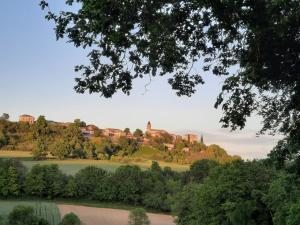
103,128,126,138
182,134,199,143
164,143,175,151
146,121,169,137
80,124,100,137
19,114,35,124
86,124,99,132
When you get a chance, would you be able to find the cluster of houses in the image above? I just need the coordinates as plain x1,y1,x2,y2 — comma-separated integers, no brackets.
18,114,201,151
81,121,201,151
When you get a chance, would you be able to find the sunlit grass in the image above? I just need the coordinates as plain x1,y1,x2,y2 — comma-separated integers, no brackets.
0,150,189,175
0,150,32,158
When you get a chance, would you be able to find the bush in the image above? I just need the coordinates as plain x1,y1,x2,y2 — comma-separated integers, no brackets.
8,205,49,225
287,198,300,225
59,213,81,225
128,208,150,225
0,215,6,225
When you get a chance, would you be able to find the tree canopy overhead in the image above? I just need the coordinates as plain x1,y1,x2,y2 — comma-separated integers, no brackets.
40,1,300,166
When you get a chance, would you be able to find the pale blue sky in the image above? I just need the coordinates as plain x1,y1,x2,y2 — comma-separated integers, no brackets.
0,1,280,159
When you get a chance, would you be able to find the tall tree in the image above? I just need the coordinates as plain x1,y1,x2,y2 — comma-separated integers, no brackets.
133,129,143,138
32,138,48,160
0,126,8,148
75,166,107,199
124,128,131,135
24,164,66,198
7,166,20,196
74,119,86,128
34,115,49,137
50,139,71,160
40,0,300,165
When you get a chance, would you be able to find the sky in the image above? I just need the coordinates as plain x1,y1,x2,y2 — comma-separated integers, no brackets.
0,1,280,159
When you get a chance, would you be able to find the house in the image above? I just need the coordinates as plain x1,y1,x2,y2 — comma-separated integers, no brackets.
164,143,175,151
171,134,182,142
80,124,100,138
103,128,126,138
19,114,35,124
86,124,99,132
182,134,198,143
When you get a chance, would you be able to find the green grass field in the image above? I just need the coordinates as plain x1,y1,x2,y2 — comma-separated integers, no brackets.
0,200,60,225
132,146,162,159
0,150,189,175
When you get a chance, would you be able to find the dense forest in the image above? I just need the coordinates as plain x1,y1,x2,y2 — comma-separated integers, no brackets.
0,157,299,225
0,117,238,164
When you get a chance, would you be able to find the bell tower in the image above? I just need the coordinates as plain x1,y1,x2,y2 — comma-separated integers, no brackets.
147,121,152,131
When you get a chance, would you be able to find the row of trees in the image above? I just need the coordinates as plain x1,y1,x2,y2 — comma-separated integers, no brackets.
1,158,300,224
0,159,181,211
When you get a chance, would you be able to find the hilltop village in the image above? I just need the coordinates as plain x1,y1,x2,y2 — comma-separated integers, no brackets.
19,114,202,152
0,113,239,164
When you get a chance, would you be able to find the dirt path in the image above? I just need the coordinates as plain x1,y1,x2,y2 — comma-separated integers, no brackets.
58,205,176,225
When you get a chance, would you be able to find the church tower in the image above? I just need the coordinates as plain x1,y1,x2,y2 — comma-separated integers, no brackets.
147,121,152,132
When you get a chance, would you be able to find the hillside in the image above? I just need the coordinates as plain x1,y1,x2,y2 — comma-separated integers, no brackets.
0,118,240,164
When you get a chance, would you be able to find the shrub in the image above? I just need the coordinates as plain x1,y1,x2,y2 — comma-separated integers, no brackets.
8,205,49,225
0,215,6,225
59,213,81,225
128,208,150,225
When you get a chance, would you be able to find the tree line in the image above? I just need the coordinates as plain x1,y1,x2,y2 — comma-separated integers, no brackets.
0,159,180,212
1,158,300,225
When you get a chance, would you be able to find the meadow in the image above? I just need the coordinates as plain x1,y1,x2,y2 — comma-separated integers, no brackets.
0,200,60,225
0,150,189,175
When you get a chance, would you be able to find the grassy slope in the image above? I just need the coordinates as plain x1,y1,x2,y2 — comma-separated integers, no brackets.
0,150,189,175
132,146,162,159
